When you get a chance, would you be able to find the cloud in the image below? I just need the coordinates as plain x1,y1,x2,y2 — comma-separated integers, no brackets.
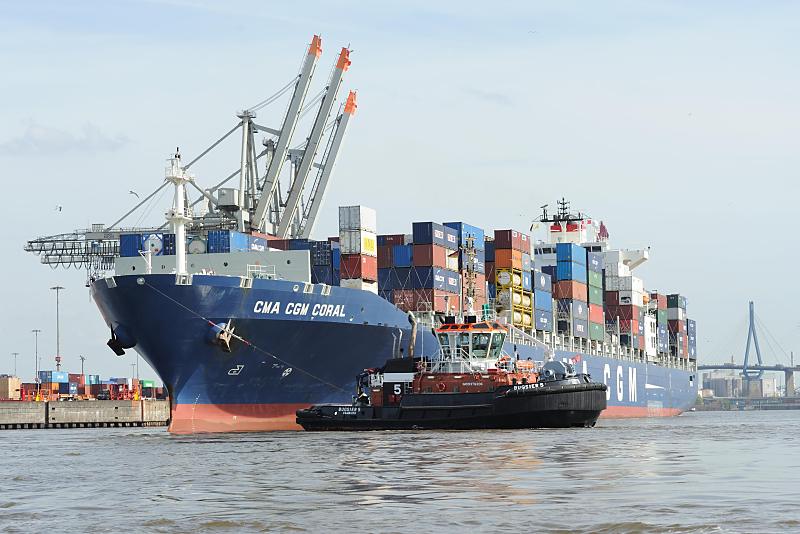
0,121,130,156
462,88,513,107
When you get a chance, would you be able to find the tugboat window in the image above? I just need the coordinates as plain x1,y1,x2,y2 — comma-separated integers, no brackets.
456,333,471,358
471,333,491,358
489,333,504,359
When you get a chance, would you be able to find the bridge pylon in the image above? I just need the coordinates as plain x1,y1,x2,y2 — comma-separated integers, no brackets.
742,301,764,394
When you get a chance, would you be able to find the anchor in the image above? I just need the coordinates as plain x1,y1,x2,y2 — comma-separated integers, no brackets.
214,320,236,353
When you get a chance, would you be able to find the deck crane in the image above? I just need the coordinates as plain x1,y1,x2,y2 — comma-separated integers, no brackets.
297,90,357,238
251,34,323,234
275,46,351,238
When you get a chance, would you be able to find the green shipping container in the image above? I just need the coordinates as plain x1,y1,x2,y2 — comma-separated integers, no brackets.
589,321,604,341
588,285,603,305
588,270,603,288
657,309,668,325
141,380,155,388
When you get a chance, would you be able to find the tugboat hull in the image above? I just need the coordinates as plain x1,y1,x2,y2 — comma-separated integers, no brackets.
296,382,607,431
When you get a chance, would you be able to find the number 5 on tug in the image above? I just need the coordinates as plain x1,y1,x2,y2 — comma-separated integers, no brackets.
296,316,607,430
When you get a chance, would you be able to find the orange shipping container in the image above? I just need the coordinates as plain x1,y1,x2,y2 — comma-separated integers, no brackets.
495,249,522,269
412,244,448,269
589,304,604,323
553,280,588,301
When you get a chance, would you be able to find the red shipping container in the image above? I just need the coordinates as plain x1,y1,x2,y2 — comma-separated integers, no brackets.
617,319,638,333
493,229,531,254
378,234,405,246
393,289,454,313
589,304,604,323
606,304,638,320
269,239,290,250
552,280,588,301
68,373,85,385
377,245,393,269
494,249,523,269
605,291,620,306
412,244,448,268
252,231,280,241
669,319,686,333
340,254,378,281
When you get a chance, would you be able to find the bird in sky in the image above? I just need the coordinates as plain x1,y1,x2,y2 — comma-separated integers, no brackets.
129,190,140,199
54,205,62,212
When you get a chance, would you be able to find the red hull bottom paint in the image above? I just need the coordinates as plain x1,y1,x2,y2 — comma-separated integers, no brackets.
169,403,683,433
169,403,307,433
600,406,683,418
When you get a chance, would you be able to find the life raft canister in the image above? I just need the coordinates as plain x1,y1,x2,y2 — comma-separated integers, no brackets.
436,382,447,392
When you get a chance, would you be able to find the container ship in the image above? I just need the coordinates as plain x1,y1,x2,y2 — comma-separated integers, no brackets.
25,35,697,432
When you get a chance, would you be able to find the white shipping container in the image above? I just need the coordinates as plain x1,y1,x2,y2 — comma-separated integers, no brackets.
339,230,377,257
338,205,377,232
340,278,379,294
605,262,631,277
667,307,686,321
644,315,658,358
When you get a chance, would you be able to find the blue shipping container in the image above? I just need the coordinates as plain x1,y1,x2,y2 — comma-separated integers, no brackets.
587,252,604,273
444,270,460,294
458,249,486,274
444,222,486,250
378,290,393,303
311,265,334,285
249,236,268,252
556,261,588,282
485,241,495,263
378,268,394,290
556,243,587,265
392,244,414,268
412,222,459,250
332,249,341,270
311,241,332,265
488,283,497,300
207,230,250,253
287,238,312,251
559,299,588,320
522,271,532,291
331,268,341,286
573,318,589,338
533,289,552,312
119,234,142,257
522,253,532,271
533,270,552,292
542,265,556,281
687,319,696,335
411,267,457,292
534,309,553,332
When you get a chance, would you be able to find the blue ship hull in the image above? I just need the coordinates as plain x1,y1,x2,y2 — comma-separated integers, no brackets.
91,274,696,432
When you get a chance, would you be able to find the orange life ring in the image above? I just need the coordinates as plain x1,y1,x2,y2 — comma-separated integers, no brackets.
437,382,447,392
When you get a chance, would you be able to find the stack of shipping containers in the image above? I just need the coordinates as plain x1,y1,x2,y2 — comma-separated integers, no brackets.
398,222,459,313
338,206,378,293
587,252,605,342
554,243,588,339
376,233,410,303
494,230,532,329
532,270,553,332
667,294,688,358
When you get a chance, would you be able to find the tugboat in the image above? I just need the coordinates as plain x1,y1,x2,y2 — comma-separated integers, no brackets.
296,316,607,431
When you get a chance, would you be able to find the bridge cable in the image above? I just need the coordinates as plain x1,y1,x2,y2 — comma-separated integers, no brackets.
754,314,791,364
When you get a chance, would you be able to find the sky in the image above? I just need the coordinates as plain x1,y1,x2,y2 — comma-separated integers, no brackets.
1,1,798,382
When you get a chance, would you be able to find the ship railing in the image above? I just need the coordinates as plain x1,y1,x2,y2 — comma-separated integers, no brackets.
246,264,277,280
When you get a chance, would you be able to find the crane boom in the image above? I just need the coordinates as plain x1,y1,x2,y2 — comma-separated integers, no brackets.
299,91,357,238
276,47,351,238
251,34,322,233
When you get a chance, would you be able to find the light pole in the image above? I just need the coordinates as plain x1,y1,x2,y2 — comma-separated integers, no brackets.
31,329,42,391
11,352,19,376
79,355,85,376
50,286,65,371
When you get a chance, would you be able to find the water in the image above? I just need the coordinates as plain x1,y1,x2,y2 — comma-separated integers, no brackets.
2,410,799,533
